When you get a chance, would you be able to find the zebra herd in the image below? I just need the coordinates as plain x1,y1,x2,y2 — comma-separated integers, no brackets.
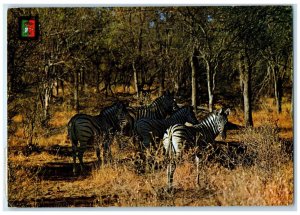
67,90,230,190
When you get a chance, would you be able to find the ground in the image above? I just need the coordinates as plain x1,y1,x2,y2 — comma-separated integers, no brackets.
7,92,293,207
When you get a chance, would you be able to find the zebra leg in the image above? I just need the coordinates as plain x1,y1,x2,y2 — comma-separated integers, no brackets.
94,135,103,168
102,133,112,164
104,136,113,164
72,144,77,176
77,139,87,174
167,160,176,192
78,149,85,174
115,132,122,149
142,135,152,172
142,135,151,149
195,155,200,187
95,145,101,168
167,162,172,190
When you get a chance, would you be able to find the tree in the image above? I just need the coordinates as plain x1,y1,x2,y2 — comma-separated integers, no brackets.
262,6,293,114
224,7,274,127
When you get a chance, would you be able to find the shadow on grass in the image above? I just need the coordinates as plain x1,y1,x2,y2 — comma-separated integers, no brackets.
199,141,255,170
8,193,120,207
35,161,95,180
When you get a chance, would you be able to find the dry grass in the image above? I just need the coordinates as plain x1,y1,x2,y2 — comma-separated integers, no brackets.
228,97,293,140
48,110,77,127
7,96,294,207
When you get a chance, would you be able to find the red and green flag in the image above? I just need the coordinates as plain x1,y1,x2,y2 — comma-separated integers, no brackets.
20,18,36,38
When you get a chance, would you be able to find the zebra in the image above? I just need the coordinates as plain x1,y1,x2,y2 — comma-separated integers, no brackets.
163,108,230,190
132,90,178,120
67,101,128,175
118,90,179,145
135,106,199,150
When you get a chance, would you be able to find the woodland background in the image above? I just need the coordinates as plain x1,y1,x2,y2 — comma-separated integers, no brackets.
7,7,293,207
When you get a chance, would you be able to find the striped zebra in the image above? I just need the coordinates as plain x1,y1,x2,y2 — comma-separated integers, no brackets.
163,108,230,190
67,101,127,175
118,90,179,139
135,106,199,150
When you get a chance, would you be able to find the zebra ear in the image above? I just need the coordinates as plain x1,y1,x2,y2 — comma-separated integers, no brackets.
165,90,171,96
218,108,223,115
123,100,129,107
224,108,230,116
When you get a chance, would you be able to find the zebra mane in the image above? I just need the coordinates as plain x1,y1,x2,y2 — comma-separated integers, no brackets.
167,106,189,117
97,101,126,128
133,94,166,110
128,94,172,119
193,112,217,129
164,106,196,124
98,101,122,116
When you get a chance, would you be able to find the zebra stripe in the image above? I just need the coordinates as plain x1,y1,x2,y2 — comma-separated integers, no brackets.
68,101,127,175
132,90,178,120
163,108,230,190
135,106,198,149
193,108,230,143
118,90,179,137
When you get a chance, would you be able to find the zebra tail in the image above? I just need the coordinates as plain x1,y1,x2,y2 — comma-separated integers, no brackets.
68,120,78,147
164,128,175,160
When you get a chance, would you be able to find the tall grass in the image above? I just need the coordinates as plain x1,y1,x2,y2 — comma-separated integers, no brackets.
7,96,293,207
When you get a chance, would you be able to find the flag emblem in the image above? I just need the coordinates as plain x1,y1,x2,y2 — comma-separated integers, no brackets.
19,16,39,40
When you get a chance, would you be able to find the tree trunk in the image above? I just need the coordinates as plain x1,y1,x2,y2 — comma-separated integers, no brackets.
79,68,84,91
205,60,214,112
174,70,180,95
239,52,253,127
191,54,197,113
272,65,282,114
44,87,50,120
96,64,101,93
159,68,165,96
42,65,51,123
243,69,253,127
74,70,79,112
132,61,139,98
61,79,64,96
55,78,59,96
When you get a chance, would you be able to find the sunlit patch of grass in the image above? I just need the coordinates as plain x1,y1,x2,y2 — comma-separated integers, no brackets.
263,162,293,206
82,165,159,206
214,103,223,109
38,133,68,147
252,109,292,129
8,135,27,147
113,84,135,94
227,97,292,139
8,151,61,167
173,160,197,190
8,166,42,205
14,127,26,138
12,114,23,123
205,166,265,205
49,110,76,127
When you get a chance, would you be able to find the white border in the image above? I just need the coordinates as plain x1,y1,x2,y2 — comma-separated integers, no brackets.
1,1,299,215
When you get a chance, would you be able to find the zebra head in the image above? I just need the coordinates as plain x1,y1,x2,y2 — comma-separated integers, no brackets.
163,90,179,114
185,106,199,125
118,107,134,136
214,108,230,140
100,101,129,132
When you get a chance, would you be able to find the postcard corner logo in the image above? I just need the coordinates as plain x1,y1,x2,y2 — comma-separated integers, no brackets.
18,16,39,40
